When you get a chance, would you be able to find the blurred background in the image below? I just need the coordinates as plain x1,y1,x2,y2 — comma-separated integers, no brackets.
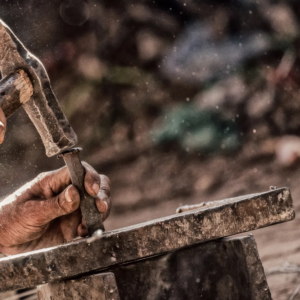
1,0,300,299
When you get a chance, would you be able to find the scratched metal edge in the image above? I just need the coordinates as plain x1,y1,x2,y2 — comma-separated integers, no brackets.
0,187,295,292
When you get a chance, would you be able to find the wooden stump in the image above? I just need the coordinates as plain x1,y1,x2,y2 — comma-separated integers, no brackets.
36,235,271,300
37,272,120,300
110,235,271,300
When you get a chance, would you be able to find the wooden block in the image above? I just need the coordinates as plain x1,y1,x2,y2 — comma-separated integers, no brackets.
110,235,271,300
0,188,294,292
37,273,120,300
36,235,271,300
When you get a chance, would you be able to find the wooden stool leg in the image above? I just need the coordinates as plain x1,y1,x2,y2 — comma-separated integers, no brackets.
37,272,120,300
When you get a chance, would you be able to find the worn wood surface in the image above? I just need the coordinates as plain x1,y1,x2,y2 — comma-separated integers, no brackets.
110,235,271,300
0,70,33,118
0,188,294,292
37,273,119,300
34,235,271,300
0,19,77,156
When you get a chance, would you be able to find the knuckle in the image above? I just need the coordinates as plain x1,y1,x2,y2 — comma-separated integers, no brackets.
101,174,110,183
54,196,70,215
86,170,99,181
35,171,49,183
82,162,98,175
101,187,110,197
82,161,91,170
34,171,54,197
100,177,111,197
89,172,100,182
100,175,111,188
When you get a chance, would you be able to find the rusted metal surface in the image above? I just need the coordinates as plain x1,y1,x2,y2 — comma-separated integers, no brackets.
0,20,77,157
37,273,119,300
111,235,271,300
0,70,33,118
0,188,294,292
59,148,105,235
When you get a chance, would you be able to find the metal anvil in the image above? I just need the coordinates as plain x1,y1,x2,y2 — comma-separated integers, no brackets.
0,188,295,299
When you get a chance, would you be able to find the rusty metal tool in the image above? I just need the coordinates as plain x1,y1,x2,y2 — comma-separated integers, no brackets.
0,20,77,157
59,148,105,234
0,19,103,235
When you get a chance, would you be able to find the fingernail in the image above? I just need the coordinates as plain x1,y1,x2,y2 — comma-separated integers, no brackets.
92,183,100,196
0,122,4,143
99,200,108,212
103,200,108,212
65,186,73,202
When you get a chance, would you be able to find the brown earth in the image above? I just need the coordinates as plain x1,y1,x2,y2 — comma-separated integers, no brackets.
100,142,300,300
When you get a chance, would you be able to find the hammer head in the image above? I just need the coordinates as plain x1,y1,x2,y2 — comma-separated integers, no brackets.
0,20,77,157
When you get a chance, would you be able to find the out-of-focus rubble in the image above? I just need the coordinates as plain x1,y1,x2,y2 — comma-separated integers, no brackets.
275,136,300,167
162,23,271,84
0,0,300,193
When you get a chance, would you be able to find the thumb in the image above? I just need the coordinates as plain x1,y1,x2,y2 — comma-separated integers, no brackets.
24,185,80,226
0,108,6,144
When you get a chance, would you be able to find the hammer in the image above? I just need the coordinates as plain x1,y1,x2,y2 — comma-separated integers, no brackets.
0,20,104,235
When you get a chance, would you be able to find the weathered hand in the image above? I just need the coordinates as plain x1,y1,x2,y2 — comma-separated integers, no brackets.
0,163,111,255
0,108,6,144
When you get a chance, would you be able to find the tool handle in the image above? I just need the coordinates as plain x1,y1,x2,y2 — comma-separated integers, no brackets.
0,70,33,118
61,148,105,236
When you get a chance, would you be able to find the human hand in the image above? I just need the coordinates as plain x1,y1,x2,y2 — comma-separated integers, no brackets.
0,163,111,255
0,108,6,143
